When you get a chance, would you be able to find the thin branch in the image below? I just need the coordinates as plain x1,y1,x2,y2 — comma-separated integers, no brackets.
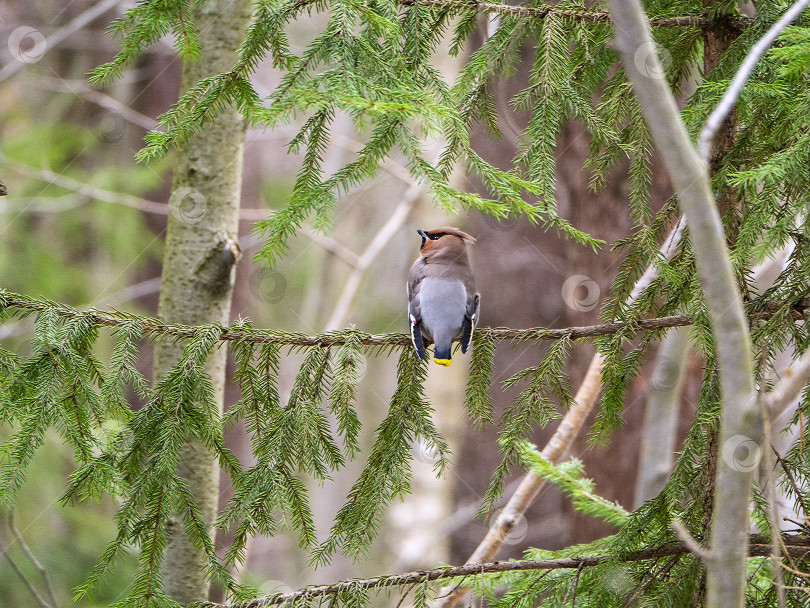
0,526,53,608
5,152,391,265
330,133,417,187
7,511,58,608
2,153,271,222
301,229,362,268
610,0,766,606
697,0,810,160
35,77,157,131
765,348,810,414
774,450,810,519
202,535,810,608
0,0,125,83
324,184,420,330
671,519,709,560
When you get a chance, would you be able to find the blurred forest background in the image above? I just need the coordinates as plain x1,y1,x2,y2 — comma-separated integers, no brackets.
0,1,767,606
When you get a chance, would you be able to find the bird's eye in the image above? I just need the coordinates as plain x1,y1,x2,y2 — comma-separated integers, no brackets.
429,233,446,240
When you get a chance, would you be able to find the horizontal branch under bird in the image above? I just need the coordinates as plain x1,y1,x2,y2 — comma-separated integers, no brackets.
203,534,810,608
0,290,806,348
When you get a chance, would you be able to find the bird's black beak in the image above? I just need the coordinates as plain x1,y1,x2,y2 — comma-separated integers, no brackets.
417,229,428,251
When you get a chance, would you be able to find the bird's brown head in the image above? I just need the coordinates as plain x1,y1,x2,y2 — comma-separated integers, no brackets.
416,227,476,259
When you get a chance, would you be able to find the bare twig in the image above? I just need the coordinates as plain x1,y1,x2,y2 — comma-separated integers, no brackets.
671,519,709,560
774,450,810,519
2,153,273,221
7,511,58,608
0,522,53,608
0,0,124,83
324,184,420,330
765,349,810,414
697,0,810,160
301,229,362,268
35,76,157,130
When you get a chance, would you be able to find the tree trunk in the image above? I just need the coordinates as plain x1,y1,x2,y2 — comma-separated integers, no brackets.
633,327,690,508
153,0,252,604
608,1,759,607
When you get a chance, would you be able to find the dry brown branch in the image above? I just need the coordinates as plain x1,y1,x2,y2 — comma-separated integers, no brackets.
202,535,810,608
1,290,805,349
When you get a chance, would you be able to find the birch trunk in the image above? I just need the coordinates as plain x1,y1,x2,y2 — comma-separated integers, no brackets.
153,0,252,603
607,2,759,607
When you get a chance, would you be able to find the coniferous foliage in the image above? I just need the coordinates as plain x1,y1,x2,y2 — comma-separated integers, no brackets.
3,0,810,606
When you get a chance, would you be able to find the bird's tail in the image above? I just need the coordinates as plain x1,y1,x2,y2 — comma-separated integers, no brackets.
433,344,452,367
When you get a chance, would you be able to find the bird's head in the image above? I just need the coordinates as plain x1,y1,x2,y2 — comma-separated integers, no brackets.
417,227,476,257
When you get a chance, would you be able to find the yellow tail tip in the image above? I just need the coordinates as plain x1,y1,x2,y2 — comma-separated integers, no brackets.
434,358,452,367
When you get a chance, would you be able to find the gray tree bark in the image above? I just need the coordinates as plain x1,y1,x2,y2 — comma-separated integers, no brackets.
633,327,689,508
153,0,252,604
607,2,759,607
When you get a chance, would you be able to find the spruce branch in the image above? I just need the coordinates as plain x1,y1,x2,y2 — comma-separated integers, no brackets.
199,535,810,608
401,0,740,28
0,291,805,349
697,0,810,160
434,352,606,608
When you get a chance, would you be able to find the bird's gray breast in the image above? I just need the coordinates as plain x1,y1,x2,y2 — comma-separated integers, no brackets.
419,278,467,342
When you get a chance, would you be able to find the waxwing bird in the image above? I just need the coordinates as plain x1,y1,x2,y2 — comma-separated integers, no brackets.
407,227,480,366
